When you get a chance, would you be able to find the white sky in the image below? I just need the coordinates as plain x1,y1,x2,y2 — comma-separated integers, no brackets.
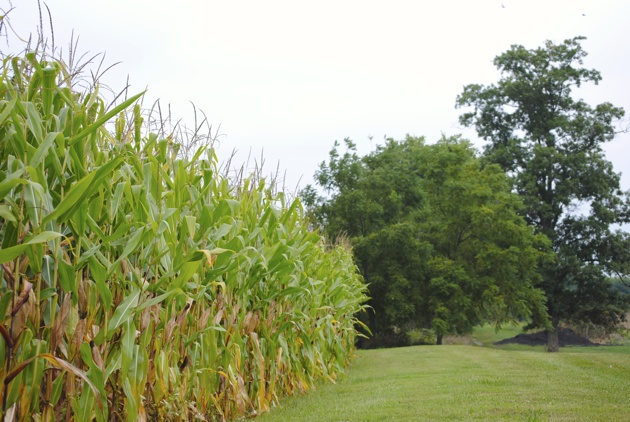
6,0,630,193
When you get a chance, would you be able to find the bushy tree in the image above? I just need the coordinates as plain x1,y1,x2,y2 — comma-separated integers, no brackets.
303,136,549,346
415,137,549,343
456,37,630,351
302,138,429,345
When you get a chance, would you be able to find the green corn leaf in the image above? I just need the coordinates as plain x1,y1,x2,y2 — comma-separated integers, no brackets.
25,51,43,72
79,343,108,422
211,223,233,241
121,378,137,421
30,131,62,168
50,371,65,406
107,288,140,340
170,260,202,291
111,226,147,270
121,321,137,385
42,156,124,225
24,238,44,273
0,178,28,201
57,258,76,298
103,223,135,244
0,231,62,264
136,289,181,312
25,102,43,144
183,324,226,347
75,244,100,269
0,292,13,321
184,215,196,238
0,96,17,126
85,214,106,241
38,287,57,302
69,91,145,146
0,204,16,223
42,170,95,224
105,349,122,380
109,182,125,220
89,257,112,311
277,286,308,298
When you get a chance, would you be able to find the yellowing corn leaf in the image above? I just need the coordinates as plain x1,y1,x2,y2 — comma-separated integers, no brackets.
39,354,103,409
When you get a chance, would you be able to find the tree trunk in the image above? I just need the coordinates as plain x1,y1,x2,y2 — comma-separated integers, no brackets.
436,333,443,345
547,315,560,353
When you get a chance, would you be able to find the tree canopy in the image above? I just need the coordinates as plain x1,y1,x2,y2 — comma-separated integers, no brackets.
303,136,549,346
456,36,630,351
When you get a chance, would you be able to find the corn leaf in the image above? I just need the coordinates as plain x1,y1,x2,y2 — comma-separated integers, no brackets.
107,289,140,340
0,231,62,264
69,92,145,146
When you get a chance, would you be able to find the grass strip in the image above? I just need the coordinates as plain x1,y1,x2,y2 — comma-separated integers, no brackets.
259,340,630,421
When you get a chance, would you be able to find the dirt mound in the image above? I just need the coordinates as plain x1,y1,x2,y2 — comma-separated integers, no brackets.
494,327,598,347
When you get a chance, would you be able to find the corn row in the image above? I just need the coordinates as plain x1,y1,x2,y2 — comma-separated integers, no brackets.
0,53,368,421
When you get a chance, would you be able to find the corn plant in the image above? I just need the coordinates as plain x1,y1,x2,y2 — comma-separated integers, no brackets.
0,50,368,421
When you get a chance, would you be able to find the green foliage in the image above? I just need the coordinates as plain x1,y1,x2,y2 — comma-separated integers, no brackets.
457,36,630,350
0,50,368,420
406,327,436,345
304,135,549,346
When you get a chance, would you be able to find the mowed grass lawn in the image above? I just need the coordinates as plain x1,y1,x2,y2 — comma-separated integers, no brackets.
258,328,630,421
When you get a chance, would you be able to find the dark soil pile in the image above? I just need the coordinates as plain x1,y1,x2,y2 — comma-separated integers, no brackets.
494,327,598,347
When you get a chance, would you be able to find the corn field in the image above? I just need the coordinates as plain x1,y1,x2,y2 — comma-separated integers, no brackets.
0,51,368,421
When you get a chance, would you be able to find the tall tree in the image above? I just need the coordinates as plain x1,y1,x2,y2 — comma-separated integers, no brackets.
457,37,630,351
302,138,430,344
414,137,549,344
303,136,548,346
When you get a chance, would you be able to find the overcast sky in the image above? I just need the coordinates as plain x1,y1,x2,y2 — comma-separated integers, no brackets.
7,0,630,193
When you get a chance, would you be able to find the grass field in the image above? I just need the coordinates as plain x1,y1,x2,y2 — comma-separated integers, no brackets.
257,326,630,421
